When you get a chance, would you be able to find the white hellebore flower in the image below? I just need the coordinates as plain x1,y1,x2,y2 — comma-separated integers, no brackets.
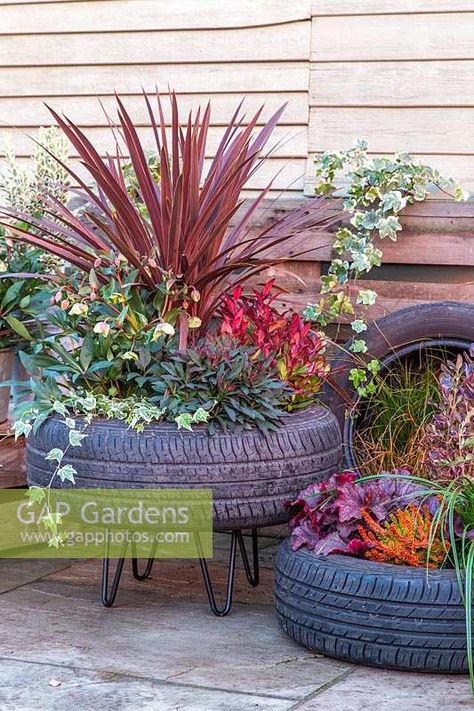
69,302,89,317
188,316,202,329
152,321,175,340
93,321,110,337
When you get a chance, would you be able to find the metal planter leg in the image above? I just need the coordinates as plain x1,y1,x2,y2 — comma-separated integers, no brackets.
101,529,260,615
236,528,259,587
198,528,260,617
101,538,128,608
131,541,158,581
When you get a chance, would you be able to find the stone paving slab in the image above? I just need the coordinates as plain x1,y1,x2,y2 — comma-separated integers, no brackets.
297,667,473,711
0,536,471,710
0,583,350,702
0,659,292,711
0,559,73,594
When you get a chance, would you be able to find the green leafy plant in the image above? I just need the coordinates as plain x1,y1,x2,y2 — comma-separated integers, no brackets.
1,127,69,215
304,140,468,394
21,265,192,398
351,351,443,475
135,337,290,431
0,127,70,348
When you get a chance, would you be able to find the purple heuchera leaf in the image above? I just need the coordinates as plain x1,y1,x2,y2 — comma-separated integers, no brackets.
287,471,431,558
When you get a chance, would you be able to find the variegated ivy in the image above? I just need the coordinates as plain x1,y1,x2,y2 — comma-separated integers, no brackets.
304,140,469,395
14,393,210,547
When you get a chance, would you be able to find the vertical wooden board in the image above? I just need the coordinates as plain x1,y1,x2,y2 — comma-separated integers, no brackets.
311,14,474,60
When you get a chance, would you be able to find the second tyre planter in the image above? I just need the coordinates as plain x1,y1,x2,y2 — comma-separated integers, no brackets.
275,538,467,673
26,405,341,530
323,300,474,430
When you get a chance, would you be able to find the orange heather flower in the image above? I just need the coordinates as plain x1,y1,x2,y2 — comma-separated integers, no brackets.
358,504,448,568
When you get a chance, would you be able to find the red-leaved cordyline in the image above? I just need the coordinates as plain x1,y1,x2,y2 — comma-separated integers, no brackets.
0,91,341,347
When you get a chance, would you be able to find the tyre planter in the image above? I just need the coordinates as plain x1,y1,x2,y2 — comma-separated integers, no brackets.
26,405,342,531
275,538,467,673
343,335,472,472
323,301,474,431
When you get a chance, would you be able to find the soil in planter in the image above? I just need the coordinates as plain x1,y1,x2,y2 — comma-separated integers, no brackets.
350,345,464,476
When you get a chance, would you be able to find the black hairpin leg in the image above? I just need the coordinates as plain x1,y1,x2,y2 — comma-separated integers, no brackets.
101,529,260,615
131,541,158,581
101,538,128,608
237,528,259,587
197,528,260,617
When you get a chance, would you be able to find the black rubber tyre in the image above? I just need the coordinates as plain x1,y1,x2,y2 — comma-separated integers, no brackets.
275,538,467,673
324,300,474,428
26,406,341,531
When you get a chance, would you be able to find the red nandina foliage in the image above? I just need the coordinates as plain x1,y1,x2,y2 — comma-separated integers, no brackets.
219,279,330,407
1,92,341,333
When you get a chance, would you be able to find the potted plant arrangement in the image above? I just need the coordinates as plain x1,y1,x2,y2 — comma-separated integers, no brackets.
5,92,343,613
0,128,69,421
275,142,474,688
276,344,474,683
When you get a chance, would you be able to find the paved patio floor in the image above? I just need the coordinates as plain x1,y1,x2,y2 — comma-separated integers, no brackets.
0,530,472,710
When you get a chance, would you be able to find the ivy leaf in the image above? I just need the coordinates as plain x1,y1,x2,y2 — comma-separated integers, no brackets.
42,511,63,532
52,400,68,416
356,289,377,306
376,215,402,240
175,413,193,431
26,486,46,506
68,430,88,447
367,359,382,375
13,420,32,439
57,464,77,484
192,407,211,424
48,534,65,549
349,368,367,389
351,319,367,334
45,448,64,463
381,190,407,213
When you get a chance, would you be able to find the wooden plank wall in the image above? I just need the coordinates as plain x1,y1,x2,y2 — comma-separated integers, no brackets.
249,197,474,329
298,0,474,324
0,0,311,196
306,1,474,193
0,0,472,322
